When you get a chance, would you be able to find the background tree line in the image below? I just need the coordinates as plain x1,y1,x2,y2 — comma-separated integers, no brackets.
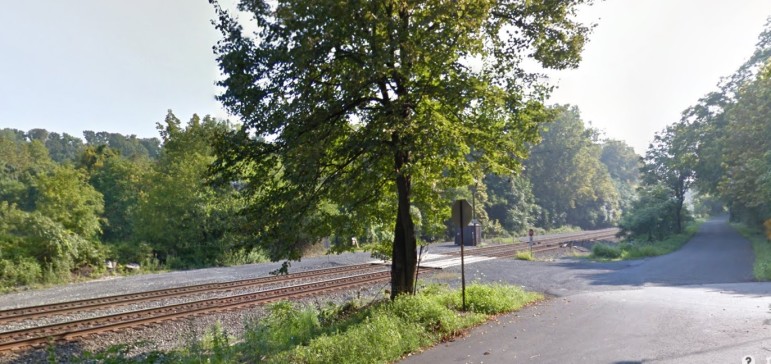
620,19,771,240
0,111,264,289
0,105,638,290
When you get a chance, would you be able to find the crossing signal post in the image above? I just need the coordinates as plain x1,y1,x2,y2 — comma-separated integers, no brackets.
452,199,472,311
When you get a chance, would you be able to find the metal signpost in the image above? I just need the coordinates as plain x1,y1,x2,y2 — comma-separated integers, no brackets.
452,199,472,311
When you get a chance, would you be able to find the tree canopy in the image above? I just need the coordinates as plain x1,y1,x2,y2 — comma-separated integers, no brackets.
525,105,620,229
622,18,771,239
211,0,593,296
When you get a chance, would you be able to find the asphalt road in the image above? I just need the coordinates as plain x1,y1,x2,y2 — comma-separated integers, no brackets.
403,216,771,364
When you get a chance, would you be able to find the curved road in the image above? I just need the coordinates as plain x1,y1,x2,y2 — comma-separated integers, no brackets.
403,216,771,363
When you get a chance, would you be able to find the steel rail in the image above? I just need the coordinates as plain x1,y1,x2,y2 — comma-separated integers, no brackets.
448,228,618,257
0,263,383,324
476,231,618,258
0,271,394,352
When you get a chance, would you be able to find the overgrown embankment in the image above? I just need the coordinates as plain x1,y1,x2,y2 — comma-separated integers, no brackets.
70,283,542,364
590,221,702,260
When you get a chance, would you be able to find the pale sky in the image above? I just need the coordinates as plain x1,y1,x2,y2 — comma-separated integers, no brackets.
1,1,769,154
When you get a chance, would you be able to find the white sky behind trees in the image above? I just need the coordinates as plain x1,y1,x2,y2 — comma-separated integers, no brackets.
0,0,769,154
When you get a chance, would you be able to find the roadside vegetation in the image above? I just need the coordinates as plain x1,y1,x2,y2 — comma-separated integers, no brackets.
66,284,542,364
606,22,771,264
515,251,535,261
2,0,767,303
591,221,702,260
0,105,640,291
731,222,771,281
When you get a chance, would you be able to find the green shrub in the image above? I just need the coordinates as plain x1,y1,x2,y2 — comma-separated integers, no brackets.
446,283,542,315
218,248,269,266
732,223,771,281
364,239,392,261
592,221,702,261
286,314,428,364
0,257,42,288
108,241,154,265
515,251,534,261
591,243,622,259
243,301,321,358
386,293,464,338
187,322,236,364
623,242,664,258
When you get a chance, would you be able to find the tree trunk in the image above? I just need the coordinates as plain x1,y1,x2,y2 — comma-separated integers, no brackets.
675,188,684,234
391,152,417,299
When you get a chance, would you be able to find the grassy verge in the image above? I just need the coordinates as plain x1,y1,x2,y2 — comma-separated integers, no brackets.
731,223,771,281
590,220,703,260
515,251,534,261
71,283,542,364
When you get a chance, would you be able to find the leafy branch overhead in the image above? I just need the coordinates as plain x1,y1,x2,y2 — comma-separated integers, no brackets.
210,0,594,295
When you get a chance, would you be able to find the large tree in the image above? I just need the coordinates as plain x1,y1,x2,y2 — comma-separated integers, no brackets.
719,60,771,224
134,112,245,268
211,0,592,297
525,105,619,229
641,122,697,233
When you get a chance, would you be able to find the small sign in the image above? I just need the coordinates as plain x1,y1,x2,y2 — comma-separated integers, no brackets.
452,199,472,227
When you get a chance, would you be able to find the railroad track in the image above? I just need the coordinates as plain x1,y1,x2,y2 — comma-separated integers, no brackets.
0,228,615,353
0,263,382,325
0,271,394,352
446,228,619,258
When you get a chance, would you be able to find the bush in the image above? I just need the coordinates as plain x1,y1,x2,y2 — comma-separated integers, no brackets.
0,257,42,289
618,183,688,241
592,243,622,259
732,223,771,281
515,251,534,261
107,241,155,265
243,301,321,358
218,248,269,266
286,314,428,364
623,243,664,258
592,221,701,261
386,293,465,338
446,283,542,315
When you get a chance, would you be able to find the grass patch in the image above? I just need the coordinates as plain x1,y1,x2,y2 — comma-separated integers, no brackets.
591,243,622,259
70,283,542,364
731,222,771,281
591,221,702,261
515,251,534,261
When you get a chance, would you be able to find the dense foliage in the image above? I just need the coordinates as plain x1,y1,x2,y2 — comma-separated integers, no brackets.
210,0,597,296
1,1,660,291
0,102,639,290
621,19,771,240
0,112,267,289
525,105,625,230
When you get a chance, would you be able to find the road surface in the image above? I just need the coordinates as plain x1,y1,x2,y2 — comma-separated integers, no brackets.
403,216,771,363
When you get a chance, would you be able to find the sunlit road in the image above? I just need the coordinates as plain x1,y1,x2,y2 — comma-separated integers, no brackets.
403,217,771,363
